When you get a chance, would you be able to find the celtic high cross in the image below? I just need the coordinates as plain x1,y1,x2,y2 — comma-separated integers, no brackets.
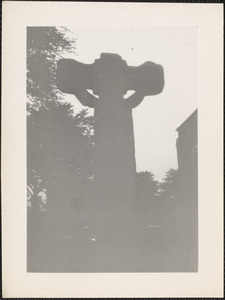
56,53,164,241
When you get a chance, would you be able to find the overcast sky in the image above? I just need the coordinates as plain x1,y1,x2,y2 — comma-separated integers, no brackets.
62,27,197,181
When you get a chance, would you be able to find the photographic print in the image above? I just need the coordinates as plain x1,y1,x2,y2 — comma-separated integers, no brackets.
2,2,223,298
27,26,198,272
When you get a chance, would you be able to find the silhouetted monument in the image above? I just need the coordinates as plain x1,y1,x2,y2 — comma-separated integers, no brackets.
56,53,164,244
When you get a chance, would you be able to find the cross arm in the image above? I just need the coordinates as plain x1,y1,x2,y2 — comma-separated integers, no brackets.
73,89,98,108
125,62,165,108
125,91,146,109
56,59,97,108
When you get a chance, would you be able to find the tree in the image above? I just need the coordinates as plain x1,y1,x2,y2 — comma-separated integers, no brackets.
158,168,178,200
27,103,94,209
27,27,77,202
27,26,76,112
26,27,97,272
136,171,159,221
136,171,159,198
26,27,94,214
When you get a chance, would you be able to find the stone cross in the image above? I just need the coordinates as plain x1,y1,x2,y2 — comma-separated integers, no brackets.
56,53,164,242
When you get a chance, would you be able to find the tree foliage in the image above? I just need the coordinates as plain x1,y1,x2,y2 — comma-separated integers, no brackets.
26,27,94,213
136,171,159,200
27,26,76,112
158,168,178,199
136,171,159,217
27,103,94,203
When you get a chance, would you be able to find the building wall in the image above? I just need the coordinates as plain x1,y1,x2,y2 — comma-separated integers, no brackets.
175,109,198,271
176,109,198,176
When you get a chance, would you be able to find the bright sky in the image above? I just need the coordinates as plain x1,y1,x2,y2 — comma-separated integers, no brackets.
62,27,197,181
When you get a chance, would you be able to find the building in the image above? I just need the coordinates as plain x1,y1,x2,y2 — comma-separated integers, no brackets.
175,109,198,271
176,109,198,179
